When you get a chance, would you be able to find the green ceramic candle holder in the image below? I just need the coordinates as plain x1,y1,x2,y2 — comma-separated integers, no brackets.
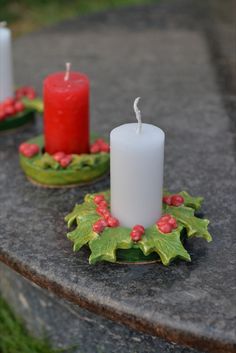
65,190,212,265
0,86,43,132
0,108,35,132
19,135,110,188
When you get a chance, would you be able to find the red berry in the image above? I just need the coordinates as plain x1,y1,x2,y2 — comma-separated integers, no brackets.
92,219,106,233
14,101,25,113
3,97,15,107
96,207,105,217
107,216,119,228
160,214,171,222
19,143,39,157
163,196,172,205
28,144,40,156
133,225,145,235
53,151,66,162
90,143,100,154
168,217,177,229
19,142,29,154
94,195,105,205
96,206,110,219
4,105,15,116
171,194,184,207
100,141,110,153
60,155,72,168
99,200,108,208
130,229,143,242
102,210,111,221
158,223,172,234
100,219,108,227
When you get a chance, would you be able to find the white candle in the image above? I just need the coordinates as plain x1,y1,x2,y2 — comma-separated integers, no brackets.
110,98,165,228
0,22,14,102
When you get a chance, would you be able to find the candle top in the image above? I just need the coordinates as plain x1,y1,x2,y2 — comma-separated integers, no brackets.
44,71,89,92
111,123,165,149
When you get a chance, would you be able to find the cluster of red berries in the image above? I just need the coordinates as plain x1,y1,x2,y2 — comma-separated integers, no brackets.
163,194,184,207
90,139,110,154
0,87,36,121
19,143,40,158
92,194,119,233
156,214,177,234
15,86,36,100
130,225,145,242
0,97,25,121
53,152,72,168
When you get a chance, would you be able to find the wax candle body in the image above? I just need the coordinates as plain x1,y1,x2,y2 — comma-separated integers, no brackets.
44,71,89,155
110,123,165,228
0,25,14,102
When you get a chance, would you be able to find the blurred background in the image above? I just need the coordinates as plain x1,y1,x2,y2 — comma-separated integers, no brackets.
1,0,158,37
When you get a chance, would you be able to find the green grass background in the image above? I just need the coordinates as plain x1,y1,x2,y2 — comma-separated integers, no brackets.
0,0,157,36
0,296,66,353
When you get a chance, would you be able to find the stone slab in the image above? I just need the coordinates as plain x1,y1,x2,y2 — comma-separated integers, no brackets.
0,1,235,353
0,262,203,353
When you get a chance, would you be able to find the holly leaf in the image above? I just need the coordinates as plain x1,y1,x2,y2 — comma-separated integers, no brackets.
165,205,212,242
67,213,99,251
68,153,109,171
33,153,60,170
138,225,191,265
65,200,97,228
89,227,132,264
179,191,203,210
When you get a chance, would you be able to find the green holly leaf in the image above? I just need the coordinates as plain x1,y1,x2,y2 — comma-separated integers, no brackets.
138,225,191,265
165,205,212,242
33,153,59,170
179,191,203,210
67,213,99,251
65,200,97,228
89,227,132,264
68,153,109,171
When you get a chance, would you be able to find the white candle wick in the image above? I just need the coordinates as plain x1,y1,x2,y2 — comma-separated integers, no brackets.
64,62,71,81
0,21,7,28
134,97,142,134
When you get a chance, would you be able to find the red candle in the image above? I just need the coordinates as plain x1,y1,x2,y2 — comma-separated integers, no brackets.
44,64,89,155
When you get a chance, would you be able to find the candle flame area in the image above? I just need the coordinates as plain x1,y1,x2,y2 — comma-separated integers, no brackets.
134,97,142,134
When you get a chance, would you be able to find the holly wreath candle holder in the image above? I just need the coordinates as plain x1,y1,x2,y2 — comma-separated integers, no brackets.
65,98,212,265
0,87,43,132
19,135,110,187
18,64,110,187
65,190,212,265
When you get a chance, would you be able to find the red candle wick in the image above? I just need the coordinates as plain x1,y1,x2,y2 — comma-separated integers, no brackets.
64,62,71,81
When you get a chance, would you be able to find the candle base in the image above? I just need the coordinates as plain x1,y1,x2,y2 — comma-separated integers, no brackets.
19,135,110,188
65,190,212,265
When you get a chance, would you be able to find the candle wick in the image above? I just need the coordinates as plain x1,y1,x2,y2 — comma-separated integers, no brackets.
134,97,142,134
64,62,71,81
0,21,7,28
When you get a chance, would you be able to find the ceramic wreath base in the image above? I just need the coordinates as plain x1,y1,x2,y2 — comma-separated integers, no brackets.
19,135,110,188
0,87,43,132
65,190,212,265
0,108,35,132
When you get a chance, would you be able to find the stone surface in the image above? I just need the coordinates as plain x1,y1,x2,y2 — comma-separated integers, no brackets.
0,1,235,353
0,262,203,353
